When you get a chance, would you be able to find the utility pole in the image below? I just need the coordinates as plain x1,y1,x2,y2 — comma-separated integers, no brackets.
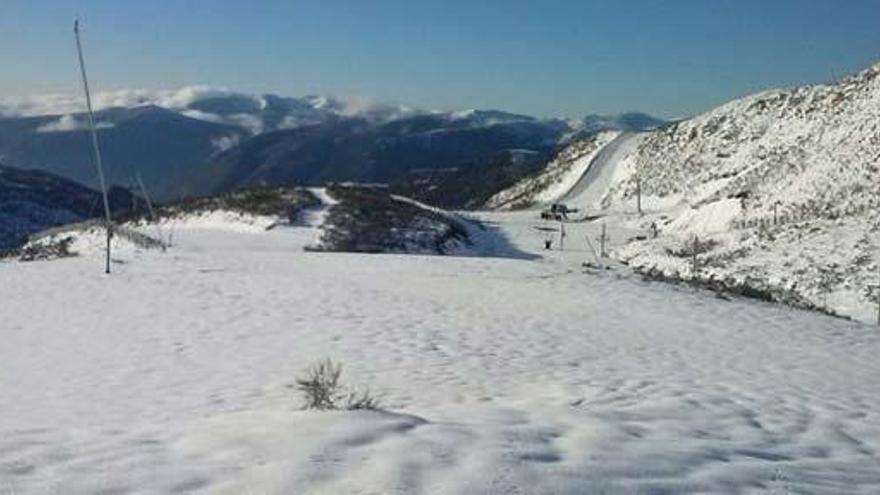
691,235,700,278
75,20,113,274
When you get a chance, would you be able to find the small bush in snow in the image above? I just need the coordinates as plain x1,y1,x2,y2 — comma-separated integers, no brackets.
665,236,718,258
18,236,75,262
294,358,380,411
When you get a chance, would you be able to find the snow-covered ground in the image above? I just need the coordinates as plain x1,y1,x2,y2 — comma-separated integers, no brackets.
3,197,880,494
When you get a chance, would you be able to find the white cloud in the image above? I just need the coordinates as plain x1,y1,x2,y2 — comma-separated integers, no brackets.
0,86,244,118
210,134,241,153
226,113,264,135
277,113,325,130
305,94,419,122
36,114,114,133
154,86,241,109
180,109,226,124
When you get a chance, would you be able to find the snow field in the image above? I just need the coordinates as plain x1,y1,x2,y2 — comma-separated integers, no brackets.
2,204,880,493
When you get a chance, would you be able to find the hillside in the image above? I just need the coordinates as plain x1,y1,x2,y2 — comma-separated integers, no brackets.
0,164,135,250
495,62,879,321
199,113,571,194
389,149,549,210
312,185,473,255
602,63,880,321
0,106,244,200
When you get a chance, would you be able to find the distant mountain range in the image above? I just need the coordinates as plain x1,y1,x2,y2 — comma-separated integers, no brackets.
0,88,664,201
196,111,571,194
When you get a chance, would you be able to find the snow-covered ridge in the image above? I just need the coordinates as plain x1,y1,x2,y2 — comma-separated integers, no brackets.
605,62,880,217
486,131,619,209
599,61,880,321
12,185,525,262
312,186,497,256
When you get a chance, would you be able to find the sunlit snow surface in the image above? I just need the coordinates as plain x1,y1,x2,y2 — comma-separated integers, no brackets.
2,206,879,494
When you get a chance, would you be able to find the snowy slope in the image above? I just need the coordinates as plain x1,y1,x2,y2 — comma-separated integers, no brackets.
598,62,880,321
2,204,880,493
485,131,619,209
506,62,880,321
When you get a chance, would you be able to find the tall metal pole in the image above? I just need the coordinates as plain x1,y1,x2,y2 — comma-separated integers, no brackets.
74,20,113,274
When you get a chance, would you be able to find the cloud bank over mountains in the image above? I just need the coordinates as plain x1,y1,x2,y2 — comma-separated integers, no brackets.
0,86,664,144
0,86,423,135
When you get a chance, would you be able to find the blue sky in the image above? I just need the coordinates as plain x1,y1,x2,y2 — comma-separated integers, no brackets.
1,0,879,119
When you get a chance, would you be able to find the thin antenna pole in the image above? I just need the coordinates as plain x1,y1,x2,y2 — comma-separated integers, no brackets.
75,19,113,274
135,173,165,251
135,174,156,219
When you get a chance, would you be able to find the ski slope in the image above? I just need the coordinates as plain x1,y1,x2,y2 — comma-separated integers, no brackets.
2,202,879,494
558,132,643,211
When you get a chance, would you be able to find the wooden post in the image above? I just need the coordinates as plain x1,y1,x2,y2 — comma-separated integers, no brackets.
691,235,699,278
871,285,880,326
559,221,565,251
636,177,642,215
599,222,608,257
584,235,603,269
